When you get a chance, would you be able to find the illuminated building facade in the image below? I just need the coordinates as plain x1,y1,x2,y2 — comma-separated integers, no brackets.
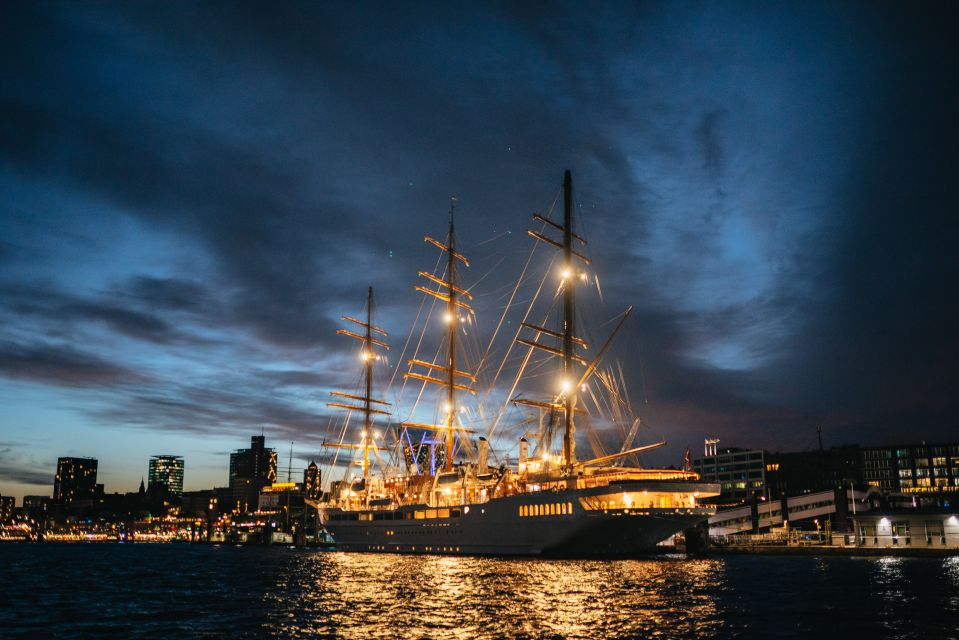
692,447,767,503
303,461,320,500
53,457,98,503
148,455,185,496
862,443,959,494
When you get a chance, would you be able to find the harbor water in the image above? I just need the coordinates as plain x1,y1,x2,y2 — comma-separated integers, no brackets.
2,544,957,639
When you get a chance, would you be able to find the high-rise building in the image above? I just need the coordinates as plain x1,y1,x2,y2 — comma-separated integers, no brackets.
0,495,14,520
53,457,98,503
229,435,277,511
303,461,320,499
148,455,185,496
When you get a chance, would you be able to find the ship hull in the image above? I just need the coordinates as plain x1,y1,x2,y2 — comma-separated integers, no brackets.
320,481,716,557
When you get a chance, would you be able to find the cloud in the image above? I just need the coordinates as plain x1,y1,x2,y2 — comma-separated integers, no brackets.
0,0,957,495
0,342,147,388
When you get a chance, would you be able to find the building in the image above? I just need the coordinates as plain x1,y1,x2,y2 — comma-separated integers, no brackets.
845,512,959,549
148,455,185,496
764,445,862,499
303,461,320,500
862,443,959,497
22,495,51,516
692,445,767,503
53,457,98,503
0,495,14,520
228,435,277,511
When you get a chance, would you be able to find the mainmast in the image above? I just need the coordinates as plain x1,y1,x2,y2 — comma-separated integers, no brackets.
519,169,591,474
560,170,576,469
404,199,477,475
445,206,458,472
326,288,391,487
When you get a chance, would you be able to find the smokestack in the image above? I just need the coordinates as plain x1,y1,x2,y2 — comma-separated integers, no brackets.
478,437,488,474
519,438,528,472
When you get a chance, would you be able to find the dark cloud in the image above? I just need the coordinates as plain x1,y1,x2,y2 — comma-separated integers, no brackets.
0,466,52,488
0,1,957,496
0,342,146,388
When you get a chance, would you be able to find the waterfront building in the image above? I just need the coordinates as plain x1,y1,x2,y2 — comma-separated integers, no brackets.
692,446,767,503
228,435,277,511
844,512,959,549
764,445,862,500
303,461,320,500
861,443,959,496
0,495,14,520
22,495,51,515
53,457,98,503
148,455,185,496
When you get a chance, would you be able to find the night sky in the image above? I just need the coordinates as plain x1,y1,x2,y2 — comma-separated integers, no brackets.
2,1,957,501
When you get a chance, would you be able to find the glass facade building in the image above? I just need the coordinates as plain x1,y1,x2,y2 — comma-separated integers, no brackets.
149,455,185,496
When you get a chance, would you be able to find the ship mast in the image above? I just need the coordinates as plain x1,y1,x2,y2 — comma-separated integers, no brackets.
403,199,477,475
445,205,458,472
560,170,576,470
326,288,391,490
518,169,591,475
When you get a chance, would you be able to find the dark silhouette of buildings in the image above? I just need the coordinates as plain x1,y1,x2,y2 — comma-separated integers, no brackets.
53,457,98,503
228,435,277,511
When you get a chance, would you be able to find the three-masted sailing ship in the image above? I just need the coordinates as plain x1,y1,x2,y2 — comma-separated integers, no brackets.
316,171,719,555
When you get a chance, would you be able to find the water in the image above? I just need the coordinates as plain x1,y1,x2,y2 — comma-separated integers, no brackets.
2,545,958,639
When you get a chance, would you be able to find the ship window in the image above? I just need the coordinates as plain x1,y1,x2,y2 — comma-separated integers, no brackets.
451,509,460,518
536,504,541,516
414,511,425,519
437,508,450,519
549,504,555,515
519,506,524,517
561,503,568,515
426,509,437,519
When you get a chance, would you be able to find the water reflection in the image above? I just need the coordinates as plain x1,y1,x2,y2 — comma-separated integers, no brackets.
258,553,731,639
3,545,957,639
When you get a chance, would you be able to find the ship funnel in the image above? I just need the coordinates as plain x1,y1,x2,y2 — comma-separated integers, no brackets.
519,438,528,473
478,436,489,474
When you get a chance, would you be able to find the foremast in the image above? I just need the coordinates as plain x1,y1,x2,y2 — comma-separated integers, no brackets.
326,287,391,496
404,200,477,473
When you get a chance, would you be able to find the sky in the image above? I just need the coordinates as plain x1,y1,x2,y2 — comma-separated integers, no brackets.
1,1,957,502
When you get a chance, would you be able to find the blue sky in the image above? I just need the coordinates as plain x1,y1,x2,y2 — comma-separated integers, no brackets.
1,1,957,501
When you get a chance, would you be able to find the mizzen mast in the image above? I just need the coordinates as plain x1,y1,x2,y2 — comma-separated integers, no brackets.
404,200,476,473
326,287,391,482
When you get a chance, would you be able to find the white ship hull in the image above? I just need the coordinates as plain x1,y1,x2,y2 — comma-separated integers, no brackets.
320,480,717,556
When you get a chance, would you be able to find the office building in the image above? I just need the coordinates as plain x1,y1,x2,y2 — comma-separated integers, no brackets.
303,461,320,500
229,435,277,511
692,445,767,503
53,457,98,503
148,455,185,496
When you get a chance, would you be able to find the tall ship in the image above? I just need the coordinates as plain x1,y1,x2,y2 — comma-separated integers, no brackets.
316,171,719,555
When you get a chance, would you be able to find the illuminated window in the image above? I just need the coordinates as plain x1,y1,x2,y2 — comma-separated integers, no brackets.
568,502,573,513
561,503,568,515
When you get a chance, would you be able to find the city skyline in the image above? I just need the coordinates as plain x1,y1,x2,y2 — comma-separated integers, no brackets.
2,3,958,502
